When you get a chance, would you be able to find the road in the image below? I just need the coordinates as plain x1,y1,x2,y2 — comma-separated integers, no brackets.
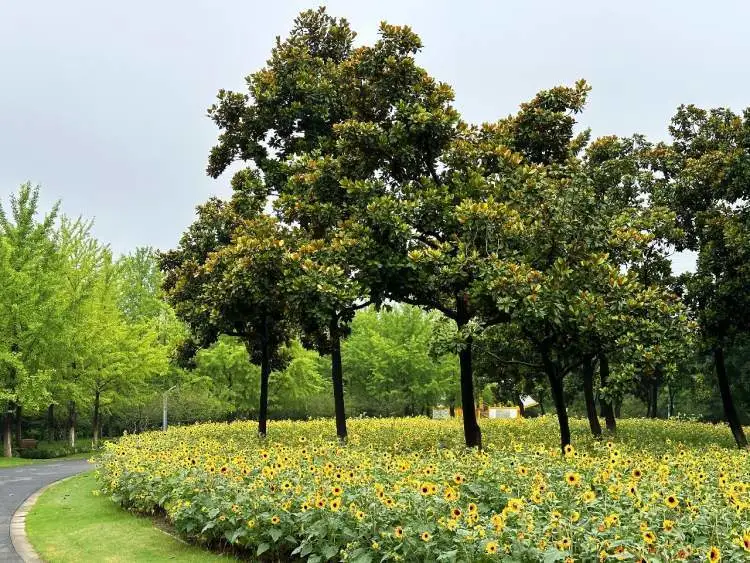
0,459,91,562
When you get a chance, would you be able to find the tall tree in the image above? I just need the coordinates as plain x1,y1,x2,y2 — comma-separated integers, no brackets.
651,105,750,449
206,8,457,441
0,184,63,456
162,200,296,437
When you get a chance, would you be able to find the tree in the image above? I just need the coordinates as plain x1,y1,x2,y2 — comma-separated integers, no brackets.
162,202,296,437
451,85,690,451
0,184,63,456
205,9,457,442
651,104,750,448
342,305,459,416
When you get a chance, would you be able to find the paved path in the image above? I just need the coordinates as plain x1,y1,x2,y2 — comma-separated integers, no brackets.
0,459,91,562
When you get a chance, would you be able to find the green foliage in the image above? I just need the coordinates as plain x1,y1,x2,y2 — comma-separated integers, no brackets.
342,305,458,416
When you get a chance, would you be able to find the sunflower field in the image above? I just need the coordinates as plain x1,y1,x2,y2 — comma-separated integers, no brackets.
96,417,750,562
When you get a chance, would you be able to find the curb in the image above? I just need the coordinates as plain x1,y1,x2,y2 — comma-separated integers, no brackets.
10,474,80,563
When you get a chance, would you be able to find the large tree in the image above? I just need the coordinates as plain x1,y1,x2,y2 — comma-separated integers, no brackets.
650,104,750,449
162,199,296,437
0,184,63,456
205,8,457,442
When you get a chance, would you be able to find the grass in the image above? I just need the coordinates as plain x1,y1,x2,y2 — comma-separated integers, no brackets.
26,472,235,562
0,451,93,468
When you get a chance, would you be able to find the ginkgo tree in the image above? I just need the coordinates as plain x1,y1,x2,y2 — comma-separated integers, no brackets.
0,184,63,457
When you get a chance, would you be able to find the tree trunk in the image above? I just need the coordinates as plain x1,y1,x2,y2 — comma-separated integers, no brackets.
68,401,77,449
614,399,622,419
456,294,481,448
714,347,749,449
649,379,659,419
582,356,602,438
546,367,570,454
449,401,455,418
598,353,616,433
330,316,348,444
47,404,55,442
14,404,22,446
668,385,676,419
258,325,270,438
458,340,482,448
92,390,100,447
2,406,12,458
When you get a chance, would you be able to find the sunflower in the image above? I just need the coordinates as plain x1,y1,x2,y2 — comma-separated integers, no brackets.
631,468,643,479
564,444,575,456
642,530,656,544
332,485,343,496
329,498,341,511
742,532,750,552
565,472,582,486
582,490,597,503
507,498,523,512
394,526,404,539
451,507,462,519
420,531,431,542
355,510,365,520
707,546,721,562
453,473,465,484
664,494,679,509
270,515,280,525
485,541,499,554
467,502,478,514
662,519,675,532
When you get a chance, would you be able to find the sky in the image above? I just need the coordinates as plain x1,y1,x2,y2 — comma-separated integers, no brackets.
2,1,749,272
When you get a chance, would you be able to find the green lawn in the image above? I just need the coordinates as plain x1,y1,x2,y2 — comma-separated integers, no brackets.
26,472,235,562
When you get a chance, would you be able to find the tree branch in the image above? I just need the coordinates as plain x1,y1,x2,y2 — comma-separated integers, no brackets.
398,296,456,320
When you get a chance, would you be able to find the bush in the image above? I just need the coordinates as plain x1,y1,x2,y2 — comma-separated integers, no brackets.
19,441,96,459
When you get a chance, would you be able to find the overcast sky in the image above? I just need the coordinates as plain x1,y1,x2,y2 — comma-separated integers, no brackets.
2,1,749,271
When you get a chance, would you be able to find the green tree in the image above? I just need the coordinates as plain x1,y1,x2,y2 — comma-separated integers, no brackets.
0,184,63,457
162,204,296,437
206,8,456,442
342,305,459,416
651,104,750,448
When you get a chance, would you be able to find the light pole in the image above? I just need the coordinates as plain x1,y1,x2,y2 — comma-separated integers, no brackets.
162,385,178,431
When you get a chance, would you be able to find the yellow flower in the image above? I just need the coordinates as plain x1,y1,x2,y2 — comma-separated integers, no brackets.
582,490,596,503
707,546,721,562
664,494,679,509
507,498,523,512
565,472,581,486
420,531,431,542
662,519,675,532
453,473,465,484
270,515,280,525
394,526,404,539
564,444,575,456
329,498,341,511
642,530,656,544
742,532,750,552
571,511,580,523
485,541,499,554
